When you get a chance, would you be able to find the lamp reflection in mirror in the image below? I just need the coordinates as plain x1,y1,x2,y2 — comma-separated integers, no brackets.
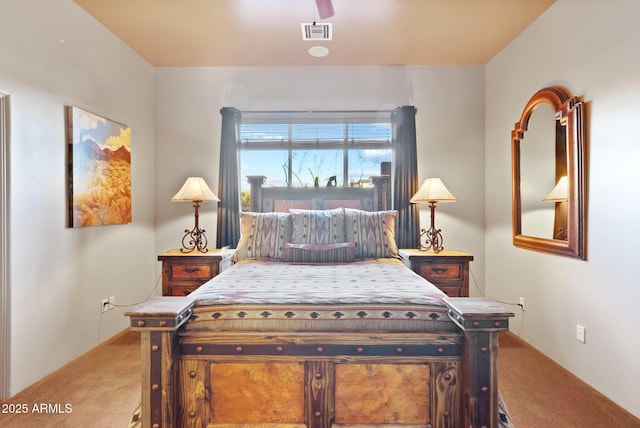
410,178,457,253
171,177,220,253
543,176,568,202
543,176,568,240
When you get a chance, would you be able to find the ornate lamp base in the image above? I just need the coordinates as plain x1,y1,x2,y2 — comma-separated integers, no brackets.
418,202,444,253
418,226,444,253
180,227,209,253
179,201,209,253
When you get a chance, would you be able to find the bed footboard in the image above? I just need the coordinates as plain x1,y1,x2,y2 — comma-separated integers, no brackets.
444,297,514,428
177,331,462,427
127,297,195,428
127,297,513,428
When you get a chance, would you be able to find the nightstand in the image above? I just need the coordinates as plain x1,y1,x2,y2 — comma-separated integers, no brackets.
398,249,474,297
158,249,233,296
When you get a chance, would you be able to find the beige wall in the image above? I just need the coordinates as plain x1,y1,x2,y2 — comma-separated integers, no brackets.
485,0,640,417
0,0,156,395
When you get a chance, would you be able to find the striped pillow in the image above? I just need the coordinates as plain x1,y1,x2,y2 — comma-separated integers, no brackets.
344,208,398,259
232,212,293,261
282,242,356,263
289,208,346,244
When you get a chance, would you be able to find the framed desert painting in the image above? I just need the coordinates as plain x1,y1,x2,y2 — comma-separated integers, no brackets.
66,106,131,227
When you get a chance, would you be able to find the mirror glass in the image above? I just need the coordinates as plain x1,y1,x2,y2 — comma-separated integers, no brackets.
512,86,586,259
520,103,558,239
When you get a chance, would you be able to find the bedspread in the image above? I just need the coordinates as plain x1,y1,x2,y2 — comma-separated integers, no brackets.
186,258,456,332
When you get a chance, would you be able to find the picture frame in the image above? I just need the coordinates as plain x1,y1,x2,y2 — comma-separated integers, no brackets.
65,106,131,227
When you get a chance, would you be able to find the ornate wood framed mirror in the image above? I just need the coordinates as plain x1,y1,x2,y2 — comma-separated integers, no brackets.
512,86,587,259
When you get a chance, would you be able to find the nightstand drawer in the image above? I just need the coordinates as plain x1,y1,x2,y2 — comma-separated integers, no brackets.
158,249,233,296
438,286,463,297
418,263,461,280
399,249,473,298
167,286,198,297
171,264,212,280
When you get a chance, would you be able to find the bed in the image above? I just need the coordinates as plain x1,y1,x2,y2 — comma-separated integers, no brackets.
127,192,513,428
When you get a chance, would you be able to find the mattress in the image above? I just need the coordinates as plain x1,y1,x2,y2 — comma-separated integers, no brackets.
186,258,455,332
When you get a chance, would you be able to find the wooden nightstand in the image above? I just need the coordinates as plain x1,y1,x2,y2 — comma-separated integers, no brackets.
399,249,474,297
158,249,233,296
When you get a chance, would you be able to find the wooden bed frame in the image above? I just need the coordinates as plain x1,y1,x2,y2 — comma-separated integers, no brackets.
127,297,512,428
128,184,513,428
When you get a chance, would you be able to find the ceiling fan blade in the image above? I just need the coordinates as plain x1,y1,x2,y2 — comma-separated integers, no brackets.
315,0,335,19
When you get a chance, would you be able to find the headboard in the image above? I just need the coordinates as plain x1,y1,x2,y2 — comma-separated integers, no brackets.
246,175,390,212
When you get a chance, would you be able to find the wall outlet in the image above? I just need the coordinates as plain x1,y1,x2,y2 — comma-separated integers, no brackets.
576,324,586,343
101,296,115,312
519,297,525,311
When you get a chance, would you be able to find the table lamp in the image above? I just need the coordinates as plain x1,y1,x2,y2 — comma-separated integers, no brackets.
410,178,457,253
544,176,568,240
543,176,568,202
171,177,219,253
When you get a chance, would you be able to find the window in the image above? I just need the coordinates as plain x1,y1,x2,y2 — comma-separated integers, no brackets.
217,105,418,250
239,111,393,193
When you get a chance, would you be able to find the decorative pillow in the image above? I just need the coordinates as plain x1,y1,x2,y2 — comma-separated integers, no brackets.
289,208,346,244
282,242,356,263
232,212,293,261
344,208,399,258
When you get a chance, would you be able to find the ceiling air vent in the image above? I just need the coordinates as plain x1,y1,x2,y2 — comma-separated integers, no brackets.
301,23,332,41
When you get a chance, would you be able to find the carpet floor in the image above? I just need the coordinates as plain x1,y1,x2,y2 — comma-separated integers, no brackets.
1,329,638,427
498,332,640,428
0,330,140,428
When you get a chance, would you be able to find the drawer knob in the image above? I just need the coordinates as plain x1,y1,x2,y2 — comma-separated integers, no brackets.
432,267,448,274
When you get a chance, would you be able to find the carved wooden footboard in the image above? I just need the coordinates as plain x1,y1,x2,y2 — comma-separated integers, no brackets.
126,297,512,428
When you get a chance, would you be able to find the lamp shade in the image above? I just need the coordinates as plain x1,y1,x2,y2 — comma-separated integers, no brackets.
544,176,568,202
171,177,219,202
410,178,457,203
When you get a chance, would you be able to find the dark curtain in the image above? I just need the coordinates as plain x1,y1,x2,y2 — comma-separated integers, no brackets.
216,107,242,248
391,106,420,249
